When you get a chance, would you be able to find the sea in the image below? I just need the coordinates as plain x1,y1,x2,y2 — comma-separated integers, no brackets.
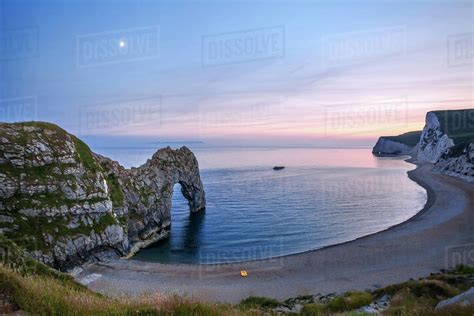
95,147,427,264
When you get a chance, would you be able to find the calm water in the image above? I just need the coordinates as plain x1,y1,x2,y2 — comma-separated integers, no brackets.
96,147,427,264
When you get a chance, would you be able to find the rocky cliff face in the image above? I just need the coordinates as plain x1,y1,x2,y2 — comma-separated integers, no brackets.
0,122,205,270
434,142,474,183
372,138,413,156
417,112,455,163
372,132,421,156
373,109,474,183
98,146,205,257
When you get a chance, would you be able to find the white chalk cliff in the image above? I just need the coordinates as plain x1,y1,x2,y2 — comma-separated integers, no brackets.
372,136,418,156
373,109,474,182
417,112,455,163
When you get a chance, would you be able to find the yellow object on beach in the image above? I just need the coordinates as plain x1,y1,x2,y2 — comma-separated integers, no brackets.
240,270,248,277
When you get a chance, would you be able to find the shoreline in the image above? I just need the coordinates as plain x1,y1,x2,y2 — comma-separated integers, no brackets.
133,157,429,266
76,162,474,303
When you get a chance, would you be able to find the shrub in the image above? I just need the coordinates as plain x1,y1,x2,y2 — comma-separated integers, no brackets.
325,291,373,312
300,303,326,315
452,264,474,275
239,296,280,310
0,262,245,315
374,279,459,302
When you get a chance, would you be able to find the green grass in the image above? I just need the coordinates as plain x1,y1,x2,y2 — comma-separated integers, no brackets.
300,292,372,315
0,237,251,315
283,294,316,308
300,303,326,315
2,191,108,210
325,292,373,312
71,135,102,174
0,264,158,315
0,235,83,288
299,267,474,316
383,288,474,316
1,247,474,316
374,279,460,302
0,264,255,316
433,109,474,159
0,121,105,204
1,205,119,254
0,162,77,185
12,121,69,133
239,296,280,310
105,173,125,208
7,121,104,174
373,268,474,316
0,236,253,315
1,122,77,158
433,109,474,145
451,264,474,275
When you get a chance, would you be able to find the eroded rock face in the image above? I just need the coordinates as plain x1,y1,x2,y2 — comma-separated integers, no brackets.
372,138,416,156
97,146,205,257
0,122,205,270
417,112,455,163
434,142,474,183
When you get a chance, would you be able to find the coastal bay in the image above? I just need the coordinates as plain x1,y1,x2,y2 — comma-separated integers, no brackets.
77,161,474,302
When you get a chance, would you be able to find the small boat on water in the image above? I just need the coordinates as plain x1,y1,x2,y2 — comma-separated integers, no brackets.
273,166,285,170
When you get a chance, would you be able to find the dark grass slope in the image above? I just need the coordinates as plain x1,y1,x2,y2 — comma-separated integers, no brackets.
383,131,422,147
433,109,474,145
432,109,474,159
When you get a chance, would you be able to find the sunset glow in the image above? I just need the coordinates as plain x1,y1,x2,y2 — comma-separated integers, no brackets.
1,1,473,147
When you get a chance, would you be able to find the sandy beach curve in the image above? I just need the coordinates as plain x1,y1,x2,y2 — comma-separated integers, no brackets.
76,162,474,303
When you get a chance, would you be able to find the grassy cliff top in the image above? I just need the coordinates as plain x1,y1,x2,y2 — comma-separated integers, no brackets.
383,131,422,147
1,120,68,130
0,121,101,173
432,109,474,145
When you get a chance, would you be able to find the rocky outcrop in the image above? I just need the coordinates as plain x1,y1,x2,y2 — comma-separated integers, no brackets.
417,112,455,163
98,146,206,257
436,287,474,310
434,142,474,183
372,131,421,156
373,109,473,164
0,122,205,270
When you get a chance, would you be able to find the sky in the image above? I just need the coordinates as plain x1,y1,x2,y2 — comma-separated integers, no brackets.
0,0,473,148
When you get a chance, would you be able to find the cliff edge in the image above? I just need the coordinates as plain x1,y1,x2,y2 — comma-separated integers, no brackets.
373,109,474,182
372,131,421,156
417,109,474,163
0,122,205,270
